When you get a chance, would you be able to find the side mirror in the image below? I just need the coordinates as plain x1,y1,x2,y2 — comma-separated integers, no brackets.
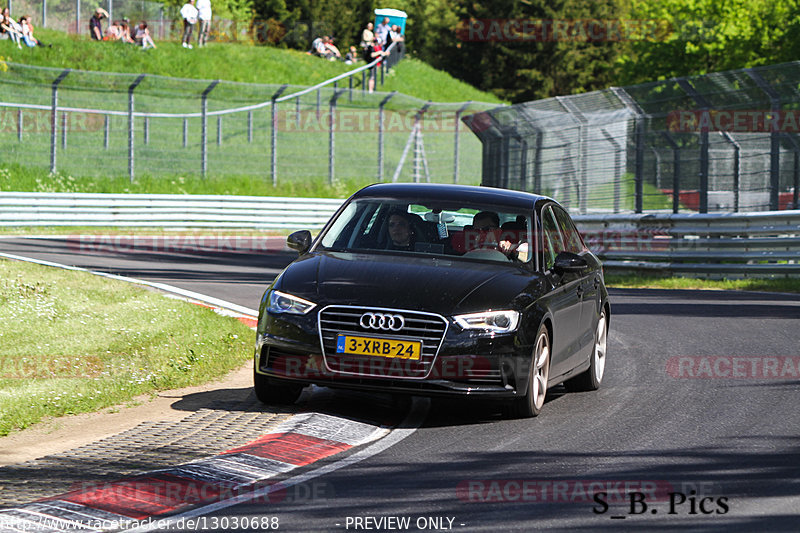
553,251,588,274
287,230,312,254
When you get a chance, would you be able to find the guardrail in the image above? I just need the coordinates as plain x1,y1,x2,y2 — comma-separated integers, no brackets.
2,192,797,276
575,211,800,276
0,192,344,229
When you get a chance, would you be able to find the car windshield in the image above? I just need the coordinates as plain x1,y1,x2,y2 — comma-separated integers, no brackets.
316,198,533,264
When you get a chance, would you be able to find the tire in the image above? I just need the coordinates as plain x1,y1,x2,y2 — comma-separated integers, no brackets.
254,370,303,405
509,323,550,418
564,308,608,392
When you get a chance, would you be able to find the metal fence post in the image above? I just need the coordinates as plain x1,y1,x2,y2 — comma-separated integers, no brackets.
41,0,46,27
746,69,782,210
316,88,321,120
50,69,70,174
678,78,714,213
453,102,471,184
329,89,345,185
217,116,222,146
201,79,219,178
104,115,109,149
17,109,22,142
183,118,188,148
248,111,253,143
661,132,681,214
295,97,301,129
128,73,145,182
76,0,80,35
719,132,741,212
271,84,288,186
144,117,150,145
362,70,366,95
61,112,67,149
348,75,353,103
377,91,397,181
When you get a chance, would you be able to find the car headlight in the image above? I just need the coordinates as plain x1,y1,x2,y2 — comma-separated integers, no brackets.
267,290,316,315
453,310,520,334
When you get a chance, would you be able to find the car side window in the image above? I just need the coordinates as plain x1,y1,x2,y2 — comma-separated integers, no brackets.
541,206,563,271
552,206,586,254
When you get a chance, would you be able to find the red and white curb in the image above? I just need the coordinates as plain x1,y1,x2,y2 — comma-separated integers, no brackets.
0,405,427,532
0,250,428,531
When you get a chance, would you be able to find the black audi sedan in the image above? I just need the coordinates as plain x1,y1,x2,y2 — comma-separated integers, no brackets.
254,183,609,417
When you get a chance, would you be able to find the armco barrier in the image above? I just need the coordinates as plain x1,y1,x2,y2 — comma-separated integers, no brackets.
0,192,344,229
575,210,800,276
1,192,797,277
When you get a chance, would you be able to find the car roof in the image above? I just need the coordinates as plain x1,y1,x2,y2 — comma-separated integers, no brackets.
351,183,551,210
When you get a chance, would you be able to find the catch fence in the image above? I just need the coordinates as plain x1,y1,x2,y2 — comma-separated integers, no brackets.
0,58,495,186
465,62,800,214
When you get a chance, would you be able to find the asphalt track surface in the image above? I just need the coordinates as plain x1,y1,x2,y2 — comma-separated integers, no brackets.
1,236,799,532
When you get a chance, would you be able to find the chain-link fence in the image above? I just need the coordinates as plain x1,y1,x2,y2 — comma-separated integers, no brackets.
466,62,800,214
0,60,495,186
9,0,172,38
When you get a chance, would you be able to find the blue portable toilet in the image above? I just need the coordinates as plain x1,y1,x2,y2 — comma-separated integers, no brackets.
374,8,408,35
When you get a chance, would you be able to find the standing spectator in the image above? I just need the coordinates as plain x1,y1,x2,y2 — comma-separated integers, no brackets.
89,7,108,41
180,0,198,49
360,22,374,49
375,17,390,45
389,25,405,57
363,40,387,93
134,21,156,50
196,0,211,47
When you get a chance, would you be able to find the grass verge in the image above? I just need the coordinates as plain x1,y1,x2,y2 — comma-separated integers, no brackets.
605,273,800,294
0,258,255,437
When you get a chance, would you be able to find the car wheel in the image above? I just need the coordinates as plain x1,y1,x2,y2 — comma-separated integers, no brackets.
564,308,607,392
509,324,550,418
253,370,303,405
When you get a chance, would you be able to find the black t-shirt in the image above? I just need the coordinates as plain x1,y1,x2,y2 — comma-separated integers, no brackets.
89,16,103,39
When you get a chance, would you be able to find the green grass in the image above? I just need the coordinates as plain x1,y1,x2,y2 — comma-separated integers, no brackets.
0,258,255,437
605,273,800,293
1,29,504,105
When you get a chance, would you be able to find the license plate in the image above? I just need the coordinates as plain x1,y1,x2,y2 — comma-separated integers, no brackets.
336,334,421,360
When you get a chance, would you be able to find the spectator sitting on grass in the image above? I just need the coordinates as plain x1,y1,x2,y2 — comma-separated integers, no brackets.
134,21,156,50
323,36,341,60
0,7,23,48
344,45,359,64
119,19,135,43
105,20,121,40
19,15,48,47
89,7,108,40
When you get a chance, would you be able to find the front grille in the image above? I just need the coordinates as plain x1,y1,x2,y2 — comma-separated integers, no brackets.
318,306,448,379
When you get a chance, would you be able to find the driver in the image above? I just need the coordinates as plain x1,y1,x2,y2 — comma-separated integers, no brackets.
386,211,416,251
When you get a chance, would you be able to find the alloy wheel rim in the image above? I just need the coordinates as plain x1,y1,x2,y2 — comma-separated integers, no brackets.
532,331,550,410
594,312,607,382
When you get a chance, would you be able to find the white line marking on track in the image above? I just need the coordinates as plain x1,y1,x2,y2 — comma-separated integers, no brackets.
0,251,257,317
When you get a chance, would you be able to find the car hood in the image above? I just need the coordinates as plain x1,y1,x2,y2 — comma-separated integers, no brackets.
276,251,537,315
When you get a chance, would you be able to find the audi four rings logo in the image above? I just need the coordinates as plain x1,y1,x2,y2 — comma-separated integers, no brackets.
360,312,405,331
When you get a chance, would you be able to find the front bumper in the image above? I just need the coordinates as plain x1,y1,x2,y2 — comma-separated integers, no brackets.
254,314,533,399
